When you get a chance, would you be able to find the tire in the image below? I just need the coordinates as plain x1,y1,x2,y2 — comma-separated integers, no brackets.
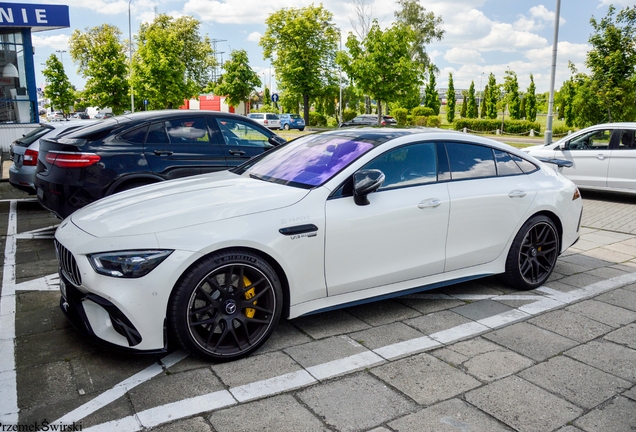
299,128,305,132
283,123,290,131
503,215,559,290
169,250,283,362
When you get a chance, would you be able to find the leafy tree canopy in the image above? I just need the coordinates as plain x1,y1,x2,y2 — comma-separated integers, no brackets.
133,14,215,110
260,4,339,125
42,54,75,115
446,72,455,123
503,70,521,120
214,49,261,115
525,74,537,122
394,0,444,71
68,24,129,114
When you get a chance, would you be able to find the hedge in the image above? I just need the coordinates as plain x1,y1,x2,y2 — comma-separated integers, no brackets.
343,108,357,122
453,119,541,134
392,108,408,125
412,106,435,117
410,115,441,127
309,111,327,127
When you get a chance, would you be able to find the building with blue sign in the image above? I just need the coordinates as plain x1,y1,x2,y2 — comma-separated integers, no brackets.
0,2,69,129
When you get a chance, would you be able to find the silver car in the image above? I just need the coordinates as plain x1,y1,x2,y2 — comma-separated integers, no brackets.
246,113,281,129
523,122,636,194
9,120,97,193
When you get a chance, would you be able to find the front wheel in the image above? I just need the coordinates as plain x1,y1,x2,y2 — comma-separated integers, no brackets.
503,215,559,290
168,250,283,362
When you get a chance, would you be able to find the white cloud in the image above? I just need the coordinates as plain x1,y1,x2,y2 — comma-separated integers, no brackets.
247,32,262,43
183,0,297,24
514,5,566,32
32,34,70,51
444,47,484,64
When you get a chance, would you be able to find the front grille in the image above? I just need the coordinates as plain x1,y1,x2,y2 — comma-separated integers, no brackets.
55,240,82,286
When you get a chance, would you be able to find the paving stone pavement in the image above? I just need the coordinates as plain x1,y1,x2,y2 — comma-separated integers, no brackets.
1,183,636,432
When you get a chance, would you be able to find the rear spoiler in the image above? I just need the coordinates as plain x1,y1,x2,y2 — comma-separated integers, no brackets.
535,157,573,168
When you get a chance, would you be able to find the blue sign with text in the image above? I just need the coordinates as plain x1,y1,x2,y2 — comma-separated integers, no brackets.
0,3,70,29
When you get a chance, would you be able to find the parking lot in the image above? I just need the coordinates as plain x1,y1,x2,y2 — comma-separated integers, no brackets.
0,182,635,431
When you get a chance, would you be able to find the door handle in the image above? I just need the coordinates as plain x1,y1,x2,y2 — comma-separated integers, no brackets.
418,199,441,209
596,154,606,160
154,150,173,156
509,190,527,198
229,150,246,156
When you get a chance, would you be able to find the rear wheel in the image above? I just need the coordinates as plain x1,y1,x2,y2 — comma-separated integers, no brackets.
283,123,290,131
503,215,559,290
169,250,282,361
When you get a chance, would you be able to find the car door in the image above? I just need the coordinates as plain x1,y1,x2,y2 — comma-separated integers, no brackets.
558,128,615,187
443,142,538,272
325,142,449,296
143,116,226,179
209,117,276,168
607,128,636,190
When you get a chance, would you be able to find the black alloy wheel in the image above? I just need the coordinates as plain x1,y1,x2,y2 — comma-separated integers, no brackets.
503,215,559,290
169,250,282,361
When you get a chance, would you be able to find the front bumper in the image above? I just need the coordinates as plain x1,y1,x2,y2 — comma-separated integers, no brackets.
59,271,168,354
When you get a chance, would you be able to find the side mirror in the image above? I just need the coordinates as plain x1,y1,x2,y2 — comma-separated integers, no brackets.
269,135,287,147
353,169,385,206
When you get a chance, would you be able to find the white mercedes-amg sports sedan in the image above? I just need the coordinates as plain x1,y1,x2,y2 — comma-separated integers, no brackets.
55,128,583,361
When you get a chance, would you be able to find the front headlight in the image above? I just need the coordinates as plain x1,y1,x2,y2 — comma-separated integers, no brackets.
88,250,173,278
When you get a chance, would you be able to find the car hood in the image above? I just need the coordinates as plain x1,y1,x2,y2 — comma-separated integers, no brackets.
70,171,310,237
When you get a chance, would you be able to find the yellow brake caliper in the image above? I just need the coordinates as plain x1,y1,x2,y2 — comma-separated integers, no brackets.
244,276,257,318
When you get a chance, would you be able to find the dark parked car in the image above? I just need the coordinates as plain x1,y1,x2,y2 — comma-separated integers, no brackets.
34,110,287,218
340,114,397,127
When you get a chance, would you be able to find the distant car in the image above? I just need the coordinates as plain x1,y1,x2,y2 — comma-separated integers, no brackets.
246,113,281,129
278,113,305,131
340,114,397,127
47,111,66,122
523,122,636,194
9,120,98,194
71,112,90,120
34,110,287,218
94,112,114,120
52,127,582,361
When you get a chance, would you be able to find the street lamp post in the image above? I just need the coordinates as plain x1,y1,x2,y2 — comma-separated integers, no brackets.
128,0,135,113
338,29,342,124
55,50,66,64
544,0,561,144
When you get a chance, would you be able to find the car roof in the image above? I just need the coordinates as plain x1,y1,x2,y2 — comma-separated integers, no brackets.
117,110,254,122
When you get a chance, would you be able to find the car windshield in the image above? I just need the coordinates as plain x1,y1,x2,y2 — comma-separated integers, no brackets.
234,131,408,189
16,125,52,145
289,114,301,119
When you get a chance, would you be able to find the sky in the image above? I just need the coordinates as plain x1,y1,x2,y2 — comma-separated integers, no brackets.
19,0,635,95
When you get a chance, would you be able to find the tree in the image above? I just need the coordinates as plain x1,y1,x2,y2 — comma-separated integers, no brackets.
466,81,477,118
446,72,455,123
214,50,261,115
480,84,488,118
525,74,537,122
460,91,467,118
584,5,636,122
520,96,526,119
423,69,440,115
503,70,521,120
42,54,75,116
485,73,499,119
69,24,129,114
563,78,576,127
338,20,424,122
394,0,444,72
133,15,215,110
261,5,339,126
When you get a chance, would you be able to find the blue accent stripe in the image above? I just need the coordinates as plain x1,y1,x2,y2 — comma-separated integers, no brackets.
299,274,493,317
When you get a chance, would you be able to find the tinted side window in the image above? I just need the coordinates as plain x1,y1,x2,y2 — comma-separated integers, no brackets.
266,114,279,120
120,125,148,144
363,143,437,189
165,117,210,143
446,142,496,180
618,129,635,149
566,129,613,150
146,122,169,144
494,150,523,176
213,118,273,148
510,154,538,173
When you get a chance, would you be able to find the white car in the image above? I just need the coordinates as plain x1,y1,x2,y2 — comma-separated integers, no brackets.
54,128,582,361
523,122,636,194
246,113,281,129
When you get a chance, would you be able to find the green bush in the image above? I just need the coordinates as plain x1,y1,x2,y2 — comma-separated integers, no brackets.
412,106,434,117
392,108,408,125
552,125,575,136
327,117,338,127
412,116,428,126
309,111,327,127
427,116,441,128
452,119,541,134
343,108,357,122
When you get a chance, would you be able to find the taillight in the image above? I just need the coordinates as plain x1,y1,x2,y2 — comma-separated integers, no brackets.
264,119,268,125
45,151,101,168
23,149,38,166
381,121,386,125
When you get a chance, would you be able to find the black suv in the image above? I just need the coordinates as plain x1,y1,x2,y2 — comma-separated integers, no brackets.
34,110,287,218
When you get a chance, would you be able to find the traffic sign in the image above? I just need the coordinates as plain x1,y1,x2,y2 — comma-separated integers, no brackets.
271,93,279,103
